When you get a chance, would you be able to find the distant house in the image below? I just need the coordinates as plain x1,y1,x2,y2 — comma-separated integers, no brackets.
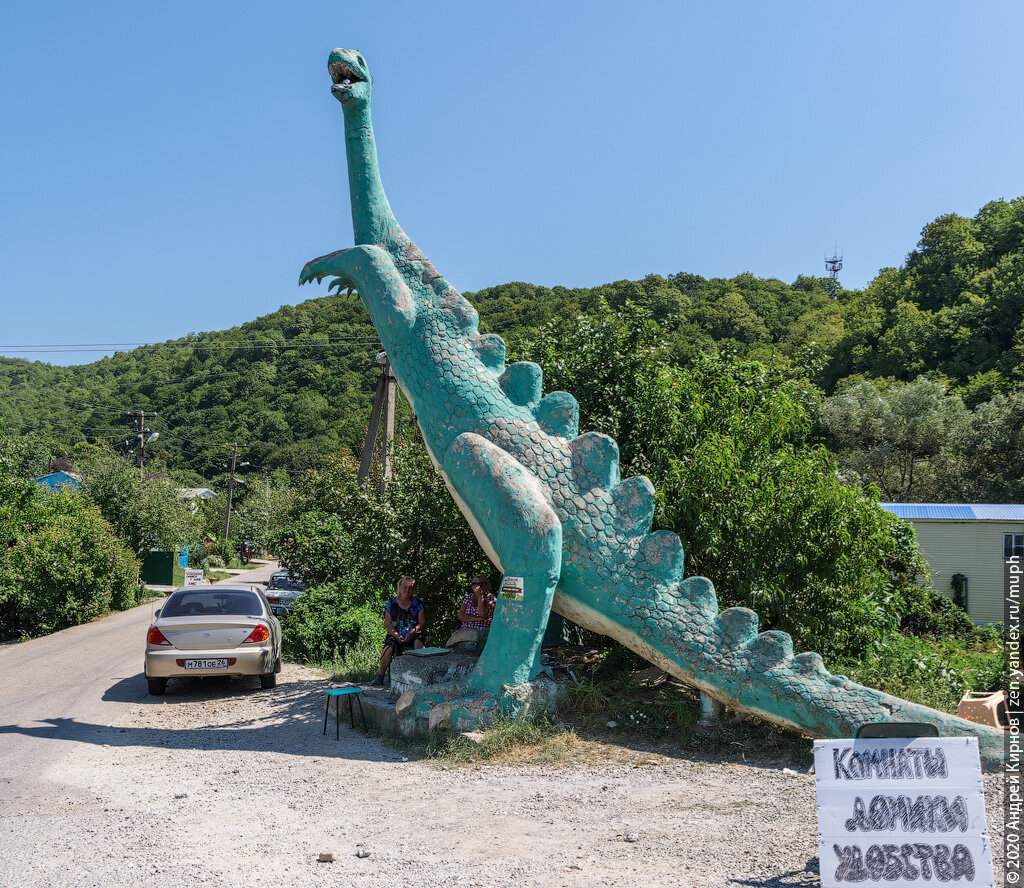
881,503,1024,625
178,487,216,501
33,471,81,491
178,487,216,515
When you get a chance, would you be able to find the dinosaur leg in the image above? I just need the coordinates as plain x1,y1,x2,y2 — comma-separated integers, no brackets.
299,244,416,337
442,432,562,697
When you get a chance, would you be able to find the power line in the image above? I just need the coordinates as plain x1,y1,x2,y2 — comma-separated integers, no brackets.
0,335,380,355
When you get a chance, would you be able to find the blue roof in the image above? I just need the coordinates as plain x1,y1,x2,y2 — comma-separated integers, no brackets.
881,503,1024,521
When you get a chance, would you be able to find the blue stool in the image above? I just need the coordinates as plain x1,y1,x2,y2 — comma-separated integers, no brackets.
322,687,366,739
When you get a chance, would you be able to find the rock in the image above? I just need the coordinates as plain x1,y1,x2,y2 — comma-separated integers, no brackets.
356,848,372,859
624,833,640,843
395,691,416,716
428,702,452,731
444,627,486,652
318,852,338,862
606,721,618,728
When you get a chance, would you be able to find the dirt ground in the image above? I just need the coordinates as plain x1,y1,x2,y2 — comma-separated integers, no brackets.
0,660,1006,888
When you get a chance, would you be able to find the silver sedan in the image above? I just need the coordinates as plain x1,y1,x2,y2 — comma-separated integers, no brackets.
144,585,282,696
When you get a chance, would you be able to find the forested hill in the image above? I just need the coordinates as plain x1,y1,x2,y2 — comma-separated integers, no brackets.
1,197,1021,484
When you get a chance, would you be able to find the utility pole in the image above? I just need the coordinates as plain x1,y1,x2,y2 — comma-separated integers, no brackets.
223,443,238,541
135,411,146,470
357,351,396,492
380,357,396,489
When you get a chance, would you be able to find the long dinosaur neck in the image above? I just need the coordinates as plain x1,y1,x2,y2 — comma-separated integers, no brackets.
343,100,402,248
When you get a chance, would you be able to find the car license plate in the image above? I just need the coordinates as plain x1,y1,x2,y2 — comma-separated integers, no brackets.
184,659,228,670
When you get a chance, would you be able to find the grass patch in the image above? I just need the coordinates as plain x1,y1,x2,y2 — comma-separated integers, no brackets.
170,565,235,586
322,629,385,684
840,630,1006,714
433,716,579,766
551,643,814,765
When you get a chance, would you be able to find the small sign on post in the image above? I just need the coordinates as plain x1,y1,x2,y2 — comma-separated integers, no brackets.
499,576,524,602
814,736,994,887
183,568,205,587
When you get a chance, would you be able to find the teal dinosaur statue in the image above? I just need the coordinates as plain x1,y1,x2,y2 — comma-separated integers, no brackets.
300,48,1004,766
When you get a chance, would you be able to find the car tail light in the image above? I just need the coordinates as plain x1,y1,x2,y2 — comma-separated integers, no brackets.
266,596,279,603
148,626,172,645
242,624,270,644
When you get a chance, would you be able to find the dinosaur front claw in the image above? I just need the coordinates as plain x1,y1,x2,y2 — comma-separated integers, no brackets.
299,256,331,286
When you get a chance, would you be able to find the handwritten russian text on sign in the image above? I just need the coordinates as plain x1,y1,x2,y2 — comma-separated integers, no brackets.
814,737,994,887
499,576,524,602
183,568,204,587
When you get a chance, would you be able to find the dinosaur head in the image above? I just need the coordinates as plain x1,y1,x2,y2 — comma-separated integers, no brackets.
328,48,371,108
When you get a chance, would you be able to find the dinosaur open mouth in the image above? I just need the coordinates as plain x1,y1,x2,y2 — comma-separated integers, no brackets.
329,59,365,89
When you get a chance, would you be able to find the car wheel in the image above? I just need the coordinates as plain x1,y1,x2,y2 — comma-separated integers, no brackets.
147,677,167,696
260,670,277,689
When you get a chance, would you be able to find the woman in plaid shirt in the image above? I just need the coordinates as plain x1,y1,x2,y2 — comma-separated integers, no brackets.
457,576,496,630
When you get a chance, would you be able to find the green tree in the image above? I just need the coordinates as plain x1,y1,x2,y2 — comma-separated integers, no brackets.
955,387,1024,502
820,378,970,502
78,447,202,557
274,442,493,646
232,475,294,553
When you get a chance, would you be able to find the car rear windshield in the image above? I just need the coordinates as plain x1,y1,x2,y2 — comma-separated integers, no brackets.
162,590,263,617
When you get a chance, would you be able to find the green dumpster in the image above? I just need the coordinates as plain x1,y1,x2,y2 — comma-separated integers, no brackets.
141,550,174,586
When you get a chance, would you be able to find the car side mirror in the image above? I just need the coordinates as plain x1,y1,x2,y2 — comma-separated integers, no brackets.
154,609,161,618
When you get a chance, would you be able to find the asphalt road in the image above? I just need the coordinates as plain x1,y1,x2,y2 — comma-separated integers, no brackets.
0,562,278,807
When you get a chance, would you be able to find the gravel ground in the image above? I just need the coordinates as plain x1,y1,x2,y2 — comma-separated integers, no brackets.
0,659,1006,888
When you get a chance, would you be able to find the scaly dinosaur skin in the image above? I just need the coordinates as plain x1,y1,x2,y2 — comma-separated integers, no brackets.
300,49,1003,766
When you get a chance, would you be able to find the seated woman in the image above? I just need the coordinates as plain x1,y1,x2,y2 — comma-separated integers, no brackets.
457,575,496,631
369,576,425,687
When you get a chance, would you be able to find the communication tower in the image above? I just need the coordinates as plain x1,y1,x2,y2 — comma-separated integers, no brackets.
825,249,843,280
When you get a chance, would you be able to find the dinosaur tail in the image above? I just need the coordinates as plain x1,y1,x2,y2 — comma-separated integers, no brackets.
554,574,1005,768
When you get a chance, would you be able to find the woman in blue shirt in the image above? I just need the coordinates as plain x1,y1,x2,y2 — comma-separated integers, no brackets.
370,575,425,686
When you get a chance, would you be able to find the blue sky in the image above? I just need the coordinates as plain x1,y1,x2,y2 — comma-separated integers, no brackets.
1,1,1021,364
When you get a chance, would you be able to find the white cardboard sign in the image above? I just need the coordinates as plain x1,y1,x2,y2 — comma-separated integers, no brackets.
814,737,994,887
183,568,204,586
499,576,524,601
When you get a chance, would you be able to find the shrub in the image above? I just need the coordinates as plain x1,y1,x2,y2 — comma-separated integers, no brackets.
0,492,140,638
282,584,383,665
204,539,235,565
900,585,976,639
841,633,1006,714
273,444,494,645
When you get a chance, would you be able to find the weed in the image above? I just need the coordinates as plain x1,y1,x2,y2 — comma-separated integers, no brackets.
362,714,579,767
570,676,610,712
434,716,577,766
324,630,383,683
840,633,1006,714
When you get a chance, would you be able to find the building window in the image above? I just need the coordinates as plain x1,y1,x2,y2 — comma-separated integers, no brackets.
1005,533,1024,559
